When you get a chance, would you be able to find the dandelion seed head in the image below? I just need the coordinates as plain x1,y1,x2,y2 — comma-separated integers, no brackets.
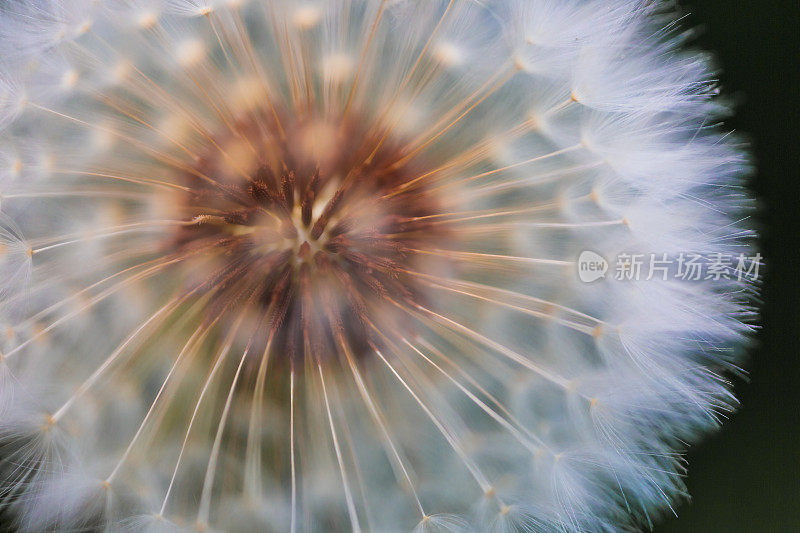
0,0,755,531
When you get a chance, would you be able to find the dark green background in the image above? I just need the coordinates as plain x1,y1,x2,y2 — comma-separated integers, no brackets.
658,0,800,531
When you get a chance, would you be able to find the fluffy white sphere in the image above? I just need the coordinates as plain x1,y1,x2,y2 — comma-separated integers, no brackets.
0,0,755,531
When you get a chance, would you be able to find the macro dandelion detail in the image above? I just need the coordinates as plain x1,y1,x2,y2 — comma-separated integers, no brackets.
0,0,756,531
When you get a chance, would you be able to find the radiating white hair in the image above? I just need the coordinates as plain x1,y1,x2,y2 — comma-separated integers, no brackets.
0,0,755,531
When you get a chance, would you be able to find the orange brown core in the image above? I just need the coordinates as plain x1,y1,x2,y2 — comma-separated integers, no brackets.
169,113,450,364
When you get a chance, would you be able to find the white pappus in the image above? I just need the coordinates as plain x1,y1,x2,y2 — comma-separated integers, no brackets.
0,1,756,532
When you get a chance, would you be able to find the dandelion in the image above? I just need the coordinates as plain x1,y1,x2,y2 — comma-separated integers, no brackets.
0,0,755,531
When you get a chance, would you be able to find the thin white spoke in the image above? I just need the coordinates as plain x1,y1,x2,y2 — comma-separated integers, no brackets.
290,368,298,533
197,333,255,526
392,299,572,390
52,290,191,423
160,310,249,515
402,337,542,452
318,363,362,533
106,310,218,484
4,255,187,361
338,336,426,518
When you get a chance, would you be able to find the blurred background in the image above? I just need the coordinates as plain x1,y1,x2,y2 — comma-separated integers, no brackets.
658,0,799,531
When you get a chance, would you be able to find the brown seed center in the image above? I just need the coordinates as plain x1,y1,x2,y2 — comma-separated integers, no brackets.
168,113,450,365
